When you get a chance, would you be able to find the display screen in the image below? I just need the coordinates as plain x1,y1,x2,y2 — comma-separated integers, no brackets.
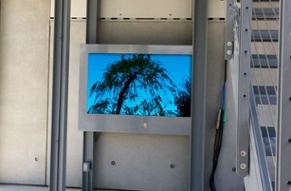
87,53,192,117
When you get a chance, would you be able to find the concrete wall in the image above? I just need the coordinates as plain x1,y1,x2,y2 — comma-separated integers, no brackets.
0,0,50,185
0,0,243,190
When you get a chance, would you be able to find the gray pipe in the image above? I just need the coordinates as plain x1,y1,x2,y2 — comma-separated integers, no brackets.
190,0,208,190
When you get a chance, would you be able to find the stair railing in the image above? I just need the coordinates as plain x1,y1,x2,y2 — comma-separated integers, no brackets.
227,0,274,190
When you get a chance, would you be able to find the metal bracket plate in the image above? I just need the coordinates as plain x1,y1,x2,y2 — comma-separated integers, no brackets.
236,0,252,177
225,0,235,60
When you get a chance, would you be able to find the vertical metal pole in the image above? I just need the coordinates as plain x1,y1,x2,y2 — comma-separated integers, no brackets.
82,1,99,191
236,0,251,177
49,0,71,191
276,0,291,190
190,0,208,190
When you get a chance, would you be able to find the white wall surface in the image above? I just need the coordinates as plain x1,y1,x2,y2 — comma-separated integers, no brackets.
0,0,50,185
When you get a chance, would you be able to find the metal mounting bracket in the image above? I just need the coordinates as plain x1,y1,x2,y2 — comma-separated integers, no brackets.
225,0,235,60
236,0,252,177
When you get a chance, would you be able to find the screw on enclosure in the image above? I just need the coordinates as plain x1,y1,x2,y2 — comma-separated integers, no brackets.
240,163,247,170
170,164,175,168
111,161,116,165
240,150,247,157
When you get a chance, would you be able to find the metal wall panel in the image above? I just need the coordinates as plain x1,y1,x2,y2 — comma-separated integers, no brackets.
0,0,50,184
50,0,225,18
98,20,192,44
99,0,192,19
61,20,192,190
208,0,225,18
58,20,243,190
205,21,243,191
51,0,87,18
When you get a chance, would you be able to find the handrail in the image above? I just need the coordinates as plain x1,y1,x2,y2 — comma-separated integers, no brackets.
250,86,273,191
230,0,274,189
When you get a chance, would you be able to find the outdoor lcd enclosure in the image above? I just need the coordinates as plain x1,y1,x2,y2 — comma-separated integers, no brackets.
79,44,192,135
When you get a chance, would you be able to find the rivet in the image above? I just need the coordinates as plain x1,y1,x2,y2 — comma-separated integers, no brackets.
246,6,249,10
244,50,248,54
227,41,232,46
111,161,116,165
289,97,291,101
287,181,291,185
170,164,175,168
227,50,232,55
232,167,236,172
244,72,247,76
243,95,246,98
288,139,291,145
245,28,248,32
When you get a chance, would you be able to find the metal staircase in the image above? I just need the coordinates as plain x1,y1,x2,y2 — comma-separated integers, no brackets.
250,0,279,189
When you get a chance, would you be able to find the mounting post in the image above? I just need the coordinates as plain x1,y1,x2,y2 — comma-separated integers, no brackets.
276,0,291,190
82,0,99,191
190,0,208,190
49,0,71,190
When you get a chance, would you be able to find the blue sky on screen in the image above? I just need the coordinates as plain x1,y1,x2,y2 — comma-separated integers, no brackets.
87,53,192,116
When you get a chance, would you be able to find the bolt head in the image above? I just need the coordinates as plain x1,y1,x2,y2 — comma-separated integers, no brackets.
240,163,247,170
240,150,247,157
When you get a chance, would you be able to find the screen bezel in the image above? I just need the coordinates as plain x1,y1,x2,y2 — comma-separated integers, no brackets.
79,44,192,135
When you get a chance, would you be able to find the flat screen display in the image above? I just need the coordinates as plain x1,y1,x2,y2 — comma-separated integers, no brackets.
87,53,191,117
79,44,192,135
